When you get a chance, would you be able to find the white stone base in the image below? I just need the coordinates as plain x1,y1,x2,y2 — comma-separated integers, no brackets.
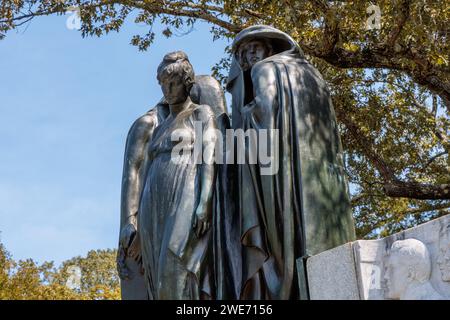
307,214,450,300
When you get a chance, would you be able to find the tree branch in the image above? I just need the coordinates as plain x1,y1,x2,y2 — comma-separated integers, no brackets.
423,151,448,169
2,0,448,107
126,0,244,33
337,108,450,200
338,110,398,183
383,182,450,200
309,46,450,110
385,0,411,47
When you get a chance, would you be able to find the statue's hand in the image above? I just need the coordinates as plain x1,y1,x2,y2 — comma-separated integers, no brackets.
117,223,137,280
119,222,137,251
192,204,211,238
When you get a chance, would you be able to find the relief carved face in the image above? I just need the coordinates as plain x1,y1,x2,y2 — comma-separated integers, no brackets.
437,229,450,281
384,239,432,300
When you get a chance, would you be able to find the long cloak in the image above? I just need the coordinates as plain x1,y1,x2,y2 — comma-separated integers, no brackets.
226,25,356,300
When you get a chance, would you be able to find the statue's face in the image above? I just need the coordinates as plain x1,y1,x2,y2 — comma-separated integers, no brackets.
160,73,188,105
384,253,408,299
437,234,450,281
243,40,269,68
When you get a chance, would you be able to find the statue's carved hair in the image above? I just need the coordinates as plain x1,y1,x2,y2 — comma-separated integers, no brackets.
391,239,431,283
157,51,195,93
237,38,274,71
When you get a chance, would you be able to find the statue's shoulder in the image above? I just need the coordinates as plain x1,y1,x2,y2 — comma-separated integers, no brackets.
192,103,217,124
193,75,222,92
251,60,277,78
127,108,159,138
133,111,156,128
249,61,279,92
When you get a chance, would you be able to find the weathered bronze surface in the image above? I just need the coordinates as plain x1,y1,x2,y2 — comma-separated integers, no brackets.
118,56,228,299
226,25,356,299
118,25,356,300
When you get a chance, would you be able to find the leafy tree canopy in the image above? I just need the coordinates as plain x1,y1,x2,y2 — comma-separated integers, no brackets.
0,239,120,300
1,0,449,237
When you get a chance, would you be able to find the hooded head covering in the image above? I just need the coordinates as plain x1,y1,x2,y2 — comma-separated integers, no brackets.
227,25,304,92
225,25,356,300
231,25,302,55
226,25,307,131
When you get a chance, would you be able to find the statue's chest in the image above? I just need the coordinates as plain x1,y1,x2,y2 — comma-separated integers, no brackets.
149,113,197,156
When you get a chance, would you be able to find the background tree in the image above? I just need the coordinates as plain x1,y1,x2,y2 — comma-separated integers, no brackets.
0,238,120,300
1,0,449,238
54,249,120,299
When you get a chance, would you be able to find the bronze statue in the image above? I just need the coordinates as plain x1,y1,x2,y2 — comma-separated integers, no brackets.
137,51,219,299
226,25,356,299
118,74,229,299
118,25,357,301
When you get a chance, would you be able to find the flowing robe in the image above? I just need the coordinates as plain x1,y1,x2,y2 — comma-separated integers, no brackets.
138,103,217,299
119,76,235,300
226,25,356,300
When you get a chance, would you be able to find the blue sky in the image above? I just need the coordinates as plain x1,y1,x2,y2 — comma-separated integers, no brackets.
0,13,229,265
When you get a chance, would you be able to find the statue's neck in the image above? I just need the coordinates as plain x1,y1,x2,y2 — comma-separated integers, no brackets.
170,97,192,117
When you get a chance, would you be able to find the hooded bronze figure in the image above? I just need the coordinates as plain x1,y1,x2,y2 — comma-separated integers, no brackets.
226,25,356,299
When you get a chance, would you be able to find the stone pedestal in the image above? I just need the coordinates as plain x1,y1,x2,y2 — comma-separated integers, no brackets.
307,215,450,300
